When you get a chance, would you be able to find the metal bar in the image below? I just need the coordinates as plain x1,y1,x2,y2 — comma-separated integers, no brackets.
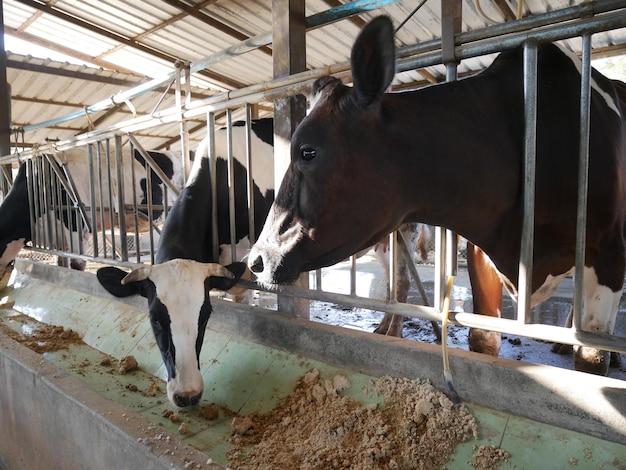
130,141,141,264
175,61,191,179
226,110,237,263
105,139,117,259
399,9,626,72
229,279,626,354
517,41,538,324
97,143,107,258
19,0,404,133
127,135,180,197
2,7,623,163
573,34,592,331
399,0,626,59
208,113,220,262
87,145,99,258
30,158,38,248
397,230,430,307
389,231,398,302
434,227,446,311
245,105,256,245
114,135,128,261
350,255,357,297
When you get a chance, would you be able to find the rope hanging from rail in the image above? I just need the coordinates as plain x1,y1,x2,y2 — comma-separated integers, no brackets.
475,0,525,25
442,274,461,404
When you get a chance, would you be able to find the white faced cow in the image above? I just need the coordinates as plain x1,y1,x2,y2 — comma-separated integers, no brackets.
0,147,181,270
97,119,274,407
249,16,626,376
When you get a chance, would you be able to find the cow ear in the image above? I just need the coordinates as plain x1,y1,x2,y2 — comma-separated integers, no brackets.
351,15,396,108
97,266,145,298
208,262,247,292
122,265,152,284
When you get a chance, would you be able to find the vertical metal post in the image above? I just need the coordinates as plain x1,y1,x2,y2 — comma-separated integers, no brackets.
105,139,116,259
115,135,128,261
175,61,192,180
207,112,220,262
518,41,538,324
97,143,106,258
573,34,592,330
42,158,54,250
130,141,142,264
226,110,237,263
273,0,308,317
88,145,99,258
435,0,462,311
389,231,398,302
0,3,12,195
245,104,256,245
27,160,35,246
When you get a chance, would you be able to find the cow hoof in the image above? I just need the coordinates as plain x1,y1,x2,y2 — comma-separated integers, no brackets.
468,328,501,356
373,324,403,337
70,259,87,271
551,342,573,355
573,345,610,376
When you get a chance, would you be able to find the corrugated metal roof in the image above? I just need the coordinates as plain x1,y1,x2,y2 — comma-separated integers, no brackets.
3,0,626,154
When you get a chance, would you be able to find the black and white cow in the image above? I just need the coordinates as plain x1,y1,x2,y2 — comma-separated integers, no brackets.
0,147,182,270
97,119,274,407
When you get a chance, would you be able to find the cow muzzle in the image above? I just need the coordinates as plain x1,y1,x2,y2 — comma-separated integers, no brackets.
167,381,204,408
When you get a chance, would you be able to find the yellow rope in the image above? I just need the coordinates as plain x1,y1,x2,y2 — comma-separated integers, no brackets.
475,0,499,25
442,274,460,403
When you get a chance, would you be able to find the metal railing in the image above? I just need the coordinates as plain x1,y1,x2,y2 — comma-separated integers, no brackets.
1,1,625,358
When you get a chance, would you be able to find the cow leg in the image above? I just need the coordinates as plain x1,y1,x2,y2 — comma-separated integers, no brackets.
373,224,424,337
572,266,621,375
551,306,574,355
466,243,502,356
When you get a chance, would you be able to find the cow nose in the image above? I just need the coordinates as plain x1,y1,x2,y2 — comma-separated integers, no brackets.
173,391,202,408
249,255,264,273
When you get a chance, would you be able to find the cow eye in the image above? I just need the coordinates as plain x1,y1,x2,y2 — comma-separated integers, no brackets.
301,148,316,163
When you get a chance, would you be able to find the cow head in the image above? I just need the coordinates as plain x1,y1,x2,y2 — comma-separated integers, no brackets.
249,16,403,285
97,259,246,407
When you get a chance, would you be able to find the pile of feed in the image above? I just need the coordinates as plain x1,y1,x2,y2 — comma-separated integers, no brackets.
0,316,83,353
228,369,480,469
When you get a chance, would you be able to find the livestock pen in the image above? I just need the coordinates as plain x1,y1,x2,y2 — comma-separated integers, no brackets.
0,1,626,468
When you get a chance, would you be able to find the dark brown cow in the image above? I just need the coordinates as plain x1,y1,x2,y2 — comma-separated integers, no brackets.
248,16,626,376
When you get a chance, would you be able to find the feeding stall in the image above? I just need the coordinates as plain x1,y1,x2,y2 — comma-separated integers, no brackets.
0,1,625,468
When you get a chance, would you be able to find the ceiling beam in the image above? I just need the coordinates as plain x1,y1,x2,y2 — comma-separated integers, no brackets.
491,0,517,22
319,0,367,28
5,27,137,74
161,0,273,56
7,60,141,86
15,0,245,90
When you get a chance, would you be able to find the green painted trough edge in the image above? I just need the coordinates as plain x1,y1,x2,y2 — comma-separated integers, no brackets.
0,326,226,470
2,258,626,463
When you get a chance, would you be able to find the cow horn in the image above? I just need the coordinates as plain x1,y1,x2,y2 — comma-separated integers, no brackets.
121,265,152,284
204,263,234,279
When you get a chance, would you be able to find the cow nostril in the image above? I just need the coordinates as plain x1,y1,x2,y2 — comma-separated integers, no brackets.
174,392,202,408
250,255,264,273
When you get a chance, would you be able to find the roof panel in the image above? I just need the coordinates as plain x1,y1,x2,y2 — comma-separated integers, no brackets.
2,0,625,154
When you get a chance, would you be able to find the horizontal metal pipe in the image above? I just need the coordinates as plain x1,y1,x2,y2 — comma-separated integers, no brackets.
5,6,624,165
19,0,403,133
399,9,626,72
398,0,626,59
235,279,626,355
